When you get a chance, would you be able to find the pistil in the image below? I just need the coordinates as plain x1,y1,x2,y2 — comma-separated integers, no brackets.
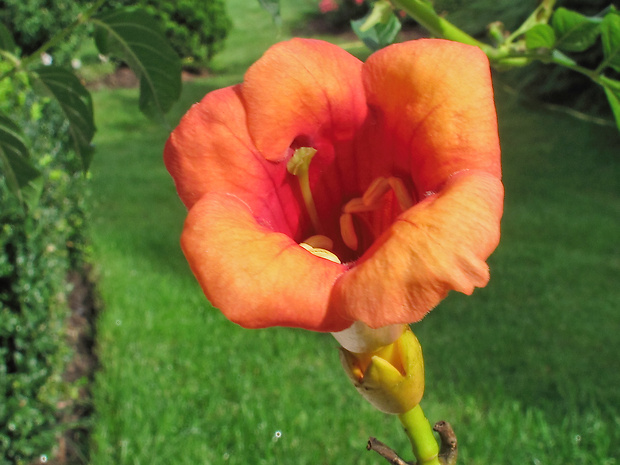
287,147,322,234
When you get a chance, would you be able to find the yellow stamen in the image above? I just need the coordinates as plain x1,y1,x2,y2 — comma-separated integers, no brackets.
343,197,376,213
300,234,334,250
339,212,358,251
388,176,414,210
362,176,390,206
340,176,414,250
299,239,341,264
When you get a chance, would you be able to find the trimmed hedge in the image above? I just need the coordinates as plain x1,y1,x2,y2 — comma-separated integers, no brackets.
1,75,89,463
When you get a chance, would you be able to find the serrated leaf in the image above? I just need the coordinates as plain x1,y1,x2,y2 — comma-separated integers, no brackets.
351,9,401,52
32,66,95,170
601,11,620,73
552,7,601,52
525,24,556,50
600,76,620,131
92,8,182,124
0,22,16,52
0,112,40,198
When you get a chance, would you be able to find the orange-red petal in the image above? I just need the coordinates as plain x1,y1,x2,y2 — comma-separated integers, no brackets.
164,85,303,236
361,39,501,193
330,170,504,328
181,192,351,331
241,38,367,161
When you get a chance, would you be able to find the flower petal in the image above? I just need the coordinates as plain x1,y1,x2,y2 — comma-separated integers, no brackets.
362,39,501,194
242,38,367,161
330,170,504,328
181,192,351,332
164,85,303,237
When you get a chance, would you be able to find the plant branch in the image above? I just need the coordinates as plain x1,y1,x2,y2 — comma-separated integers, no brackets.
368,418,459,465
367,437,412,465
390,0,491,51
433,421,458,465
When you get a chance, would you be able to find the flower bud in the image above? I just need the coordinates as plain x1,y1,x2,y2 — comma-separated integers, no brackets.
339,326,424,414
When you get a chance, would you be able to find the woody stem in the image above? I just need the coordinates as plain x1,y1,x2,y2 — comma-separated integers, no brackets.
398,404,440,465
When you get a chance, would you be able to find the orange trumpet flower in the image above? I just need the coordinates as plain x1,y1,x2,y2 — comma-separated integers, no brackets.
164,38,503,333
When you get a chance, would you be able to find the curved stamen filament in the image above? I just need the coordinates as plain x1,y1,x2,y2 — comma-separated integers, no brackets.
340,176,414,251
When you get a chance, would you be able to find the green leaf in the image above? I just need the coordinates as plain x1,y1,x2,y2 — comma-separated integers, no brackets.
31,66,95,170
0,112,40,198
552,7,601,52
600,76,620,131
351,4,401,52
601,10,620,73
525,24,556,50
257,0,281,26
92,8,182,124
0,22,16,52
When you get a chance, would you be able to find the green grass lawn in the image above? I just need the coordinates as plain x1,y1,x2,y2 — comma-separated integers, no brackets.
87,1,620,464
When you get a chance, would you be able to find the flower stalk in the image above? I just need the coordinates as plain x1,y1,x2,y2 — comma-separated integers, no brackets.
399,404,441,465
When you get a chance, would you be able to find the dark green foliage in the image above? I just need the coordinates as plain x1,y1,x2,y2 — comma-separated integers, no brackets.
0,0,85,63
93,9,183,122
0,76,88,465
436,0,616,118
102,0,232,67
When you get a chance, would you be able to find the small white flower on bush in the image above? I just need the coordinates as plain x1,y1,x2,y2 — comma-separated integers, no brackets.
40,53,53,66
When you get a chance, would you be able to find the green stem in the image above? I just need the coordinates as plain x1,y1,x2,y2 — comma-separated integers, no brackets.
390,0,492,54
398,404,440,465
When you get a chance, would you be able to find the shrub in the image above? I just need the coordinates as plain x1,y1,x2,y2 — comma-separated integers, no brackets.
0,72,89,464
0,0,85,63
102,0,232,67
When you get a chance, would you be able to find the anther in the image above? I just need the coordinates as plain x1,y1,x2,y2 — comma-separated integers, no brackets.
299,239,341,264
339,176,414,251
300,235,333,250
